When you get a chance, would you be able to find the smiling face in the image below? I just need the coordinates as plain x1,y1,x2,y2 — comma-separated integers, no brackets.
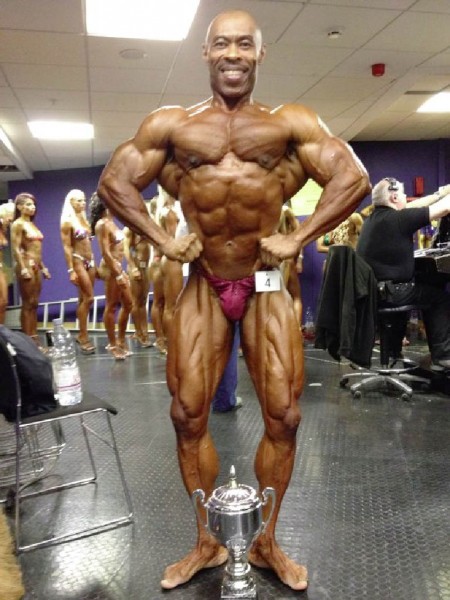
203,11,265,106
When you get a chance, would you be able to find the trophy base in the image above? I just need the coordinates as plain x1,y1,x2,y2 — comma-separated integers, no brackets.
221,588,257,599
221,578,258,599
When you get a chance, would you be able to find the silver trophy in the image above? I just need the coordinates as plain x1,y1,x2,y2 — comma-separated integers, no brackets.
192,466,276,599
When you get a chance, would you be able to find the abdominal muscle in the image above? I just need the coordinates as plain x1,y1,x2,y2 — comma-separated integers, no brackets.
173,156,290,280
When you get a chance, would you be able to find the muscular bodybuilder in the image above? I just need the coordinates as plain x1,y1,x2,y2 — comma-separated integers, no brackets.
98,10,370,591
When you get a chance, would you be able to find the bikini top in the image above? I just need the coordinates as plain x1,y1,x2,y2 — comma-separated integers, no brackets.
114,229,124,244
73,226,91,241
25,228,44,242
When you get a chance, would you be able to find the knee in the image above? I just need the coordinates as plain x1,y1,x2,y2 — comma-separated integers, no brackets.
283,404,301,437
268,403,301,442
170,395,207,440
82,293,94,307
24,297,39,310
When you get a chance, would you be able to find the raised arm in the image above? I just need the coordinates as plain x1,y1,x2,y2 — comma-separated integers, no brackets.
407,183,450,209
97,107,201,262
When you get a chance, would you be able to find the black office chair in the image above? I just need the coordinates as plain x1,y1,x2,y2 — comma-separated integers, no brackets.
340,303,431,400
0,332,134,553
315,245,430,400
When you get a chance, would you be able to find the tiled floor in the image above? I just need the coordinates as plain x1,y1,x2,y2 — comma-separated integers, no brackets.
2,333,450,600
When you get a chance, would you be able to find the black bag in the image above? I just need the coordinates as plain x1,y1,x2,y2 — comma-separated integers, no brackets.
0,325,57,422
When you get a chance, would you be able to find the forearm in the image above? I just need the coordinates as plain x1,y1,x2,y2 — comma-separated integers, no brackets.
429,194,450,220
62,246,74,271
408,184,450,208
294,172,370,248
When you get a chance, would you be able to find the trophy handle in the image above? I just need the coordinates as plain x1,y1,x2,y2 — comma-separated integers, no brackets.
261,487,276,533
191,488,208,531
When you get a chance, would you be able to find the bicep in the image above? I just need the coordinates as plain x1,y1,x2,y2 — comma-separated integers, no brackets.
100,109,182,194
104,141,166,193
60,223,72,248
297,134,365,187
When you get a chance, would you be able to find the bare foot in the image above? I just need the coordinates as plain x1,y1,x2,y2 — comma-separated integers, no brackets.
249,539,308,591
161,543,228,590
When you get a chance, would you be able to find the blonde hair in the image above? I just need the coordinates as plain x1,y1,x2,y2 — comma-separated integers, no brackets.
61,189,87,225
0,202,15,220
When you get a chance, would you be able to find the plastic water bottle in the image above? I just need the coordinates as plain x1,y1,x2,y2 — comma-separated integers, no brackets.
52,318,82,405
304,306,315,340
45,330,59,396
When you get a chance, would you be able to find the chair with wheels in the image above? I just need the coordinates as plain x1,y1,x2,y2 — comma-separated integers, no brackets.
340,303,431,400
315,245,430,400
0,330,134,553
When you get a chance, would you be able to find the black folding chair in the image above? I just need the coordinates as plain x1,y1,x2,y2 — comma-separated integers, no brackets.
0,333,133,553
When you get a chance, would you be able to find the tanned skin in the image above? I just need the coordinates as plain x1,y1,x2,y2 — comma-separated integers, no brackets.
98,10,370,592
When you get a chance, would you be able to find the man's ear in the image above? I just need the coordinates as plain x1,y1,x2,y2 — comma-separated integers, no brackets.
258,43,267,65
202,43,208,62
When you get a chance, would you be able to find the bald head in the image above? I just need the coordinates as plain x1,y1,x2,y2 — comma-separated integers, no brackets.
205,10,263,52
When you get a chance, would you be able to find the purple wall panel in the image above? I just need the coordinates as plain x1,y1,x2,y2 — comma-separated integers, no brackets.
9,166,157,305
7,138,450,323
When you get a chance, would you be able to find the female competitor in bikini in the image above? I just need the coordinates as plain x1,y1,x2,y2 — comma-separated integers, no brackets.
0,202,15,324
90,193,132,360
11,193,51,346
124,210,152,348
157,187,184,352
278,204,303,326
60,189,96,354
147,196,166,353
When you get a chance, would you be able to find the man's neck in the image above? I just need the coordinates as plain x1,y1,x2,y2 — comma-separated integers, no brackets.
210,92,254,112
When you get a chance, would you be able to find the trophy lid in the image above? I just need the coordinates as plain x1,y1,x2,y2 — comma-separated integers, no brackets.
207,466,261,513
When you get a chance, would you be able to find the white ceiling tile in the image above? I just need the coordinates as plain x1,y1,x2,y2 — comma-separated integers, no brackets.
2,65,87,91
89,67,168,94
411,0,450,13
365,12,450,52
87,37,181,69
301,76,387,102
24,109,90,122
92,111,148,129
0,32,85,66
91,92,160,112
0,0,448,177
310,0,415,7
0,108,27,124
14,89,90,112
0,87,21,108
331,49,433,78
0,0,83,32
280,5,402,47
263,44,354,77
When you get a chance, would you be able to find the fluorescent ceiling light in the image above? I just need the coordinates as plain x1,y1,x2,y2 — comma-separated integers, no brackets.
86,0,200,41
417,92,450,113
28,121,94,140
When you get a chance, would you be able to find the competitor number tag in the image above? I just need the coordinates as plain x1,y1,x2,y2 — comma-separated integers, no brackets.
255,270,281,293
